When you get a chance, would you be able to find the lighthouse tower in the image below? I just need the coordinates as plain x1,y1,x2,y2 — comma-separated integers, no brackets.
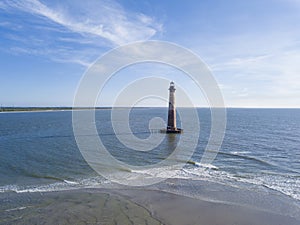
166,82,182,133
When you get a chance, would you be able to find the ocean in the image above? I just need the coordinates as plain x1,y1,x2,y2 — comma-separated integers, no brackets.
0,108,300,222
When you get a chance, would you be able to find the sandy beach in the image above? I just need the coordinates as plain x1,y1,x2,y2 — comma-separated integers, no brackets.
1,186,299,225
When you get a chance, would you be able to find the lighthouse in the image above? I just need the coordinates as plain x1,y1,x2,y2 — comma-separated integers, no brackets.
166,81,182,133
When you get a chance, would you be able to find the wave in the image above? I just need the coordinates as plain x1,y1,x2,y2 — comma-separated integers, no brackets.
0,176,108,194
28,174,65,182
1,163,299,202
232,173,300,201
221,150,300,175
216,150,276,166
229,151,251,155
63,179,79,185
5,206,27,212
213,150,300,174
187,160,218,169
130,164,300,201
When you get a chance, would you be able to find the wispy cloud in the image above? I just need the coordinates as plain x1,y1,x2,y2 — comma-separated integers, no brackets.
2,0,162,46
211,54,272,71
8,45,96,67
195,29,300,107
0,0,163,66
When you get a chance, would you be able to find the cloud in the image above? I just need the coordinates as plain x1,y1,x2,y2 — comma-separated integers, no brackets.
2,0,162,46
8,45,95,67
196,30,300,107
211,54,272,71
0,0,163,67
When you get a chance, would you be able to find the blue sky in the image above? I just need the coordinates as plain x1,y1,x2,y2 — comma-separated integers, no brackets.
0,0,300,107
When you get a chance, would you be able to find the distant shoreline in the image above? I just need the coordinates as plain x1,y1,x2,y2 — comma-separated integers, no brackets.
0,107,299,113
0,107,168,113
0,107,112,113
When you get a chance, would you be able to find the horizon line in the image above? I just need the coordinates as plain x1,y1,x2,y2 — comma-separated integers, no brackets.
1,106,300,110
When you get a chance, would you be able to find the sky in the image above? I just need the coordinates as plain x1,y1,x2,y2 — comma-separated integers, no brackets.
0,0,300,107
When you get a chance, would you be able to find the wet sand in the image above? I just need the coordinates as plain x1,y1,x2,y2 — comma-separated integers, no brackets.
0,190,161,225
111,188,300,225
1,188,299,225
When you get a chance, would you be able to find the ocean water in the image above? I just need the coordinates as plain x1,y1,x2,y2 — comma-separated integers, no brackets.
0,108,300,203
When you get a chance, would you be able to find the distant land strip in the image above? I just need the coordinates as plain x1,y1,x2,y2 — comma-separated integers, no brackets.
0,107,113,112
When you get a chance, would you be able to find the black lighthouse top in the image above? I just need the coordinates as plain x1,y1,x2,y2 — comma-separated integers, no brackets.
169,81,176,92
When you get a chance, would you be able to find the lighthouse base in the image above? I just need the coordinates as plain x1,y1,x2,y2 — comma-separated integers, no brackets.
160,128,183,134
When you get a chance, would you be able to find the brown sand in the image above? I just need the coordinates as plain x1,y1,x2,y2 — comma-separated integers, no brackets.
1,191,161,225
111,188,300,225
1,188,299,225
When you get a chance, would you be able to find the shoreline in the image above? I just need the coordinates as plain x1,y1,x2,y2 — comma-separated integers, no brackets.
1,187,299,225
0,107,165,112
1,107,299,113
0,107,166,113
